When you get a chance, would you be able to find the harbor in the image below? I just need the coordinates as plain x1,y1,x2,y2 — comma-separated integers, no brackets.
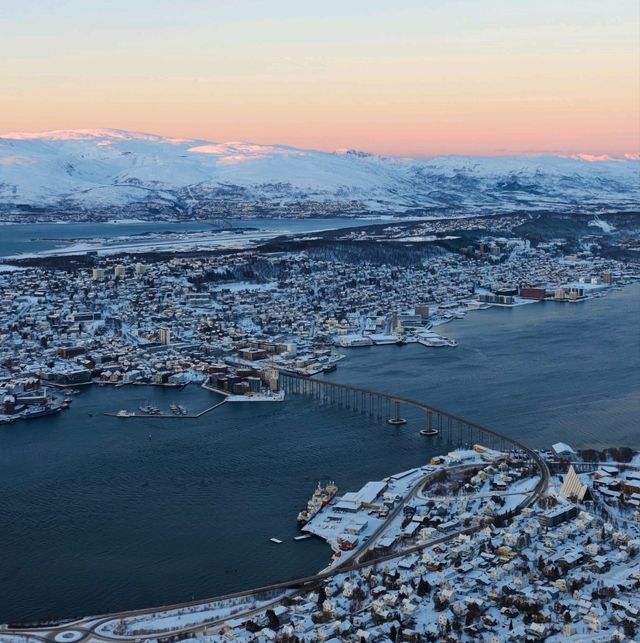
0,385,71,425
0,283,637,622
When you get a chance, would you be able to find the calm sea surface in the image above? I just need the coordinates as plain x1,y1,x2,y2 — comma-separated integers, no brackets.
0,283,637,622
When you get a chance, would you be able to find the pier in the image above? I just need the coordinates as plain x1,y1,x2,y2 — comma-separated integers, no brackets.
104,398,227,420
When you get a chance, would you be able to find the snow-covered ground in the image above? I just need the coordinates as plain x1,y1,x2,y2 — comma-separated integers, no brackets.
95,593,286,637
4,230,289,259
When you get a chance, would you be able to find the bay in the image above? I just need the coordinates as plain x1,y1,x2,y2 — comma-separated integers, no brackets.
0,283,637,623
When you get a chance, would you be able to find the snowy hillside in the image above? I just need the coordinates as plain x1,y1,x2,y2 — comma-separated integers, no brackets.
0,128,638,219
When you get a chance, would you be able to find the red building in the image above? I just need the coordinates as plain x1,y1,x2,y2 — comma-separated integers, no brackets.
519,287,546,300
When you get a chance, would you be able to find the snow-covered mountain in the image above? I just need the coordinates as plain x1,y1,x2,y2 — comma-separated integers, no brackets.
0,128,638,218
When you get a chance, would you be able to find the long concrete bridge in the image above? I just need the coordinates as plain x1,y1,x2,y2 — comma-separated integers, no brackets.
281,372,532,460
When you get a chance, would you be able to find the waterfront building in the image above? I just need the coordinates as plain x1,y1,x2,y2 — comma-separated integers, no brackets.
519,286,546,300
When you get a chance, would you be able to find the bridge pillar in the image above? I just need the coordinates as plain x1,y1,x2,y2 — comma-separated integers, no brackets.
421,410,438,436
387,400,407,426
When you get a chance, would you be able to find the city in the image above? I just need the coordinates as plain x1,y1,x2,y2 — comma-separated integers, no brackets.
0,210,638,640
1,214,637,419
1,0,639,641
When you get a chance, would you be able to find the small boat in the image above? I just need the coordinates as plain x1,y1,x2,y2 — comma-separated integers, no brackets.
294,534,312,541
270,538,283,544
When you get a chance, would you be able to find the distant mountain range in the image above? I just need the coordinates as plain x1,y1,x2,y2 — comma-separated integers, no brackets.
0,128,638,219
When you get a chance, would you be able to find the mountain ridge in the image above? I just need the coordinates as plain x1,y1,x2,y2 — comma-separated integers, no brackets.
1,128,638,219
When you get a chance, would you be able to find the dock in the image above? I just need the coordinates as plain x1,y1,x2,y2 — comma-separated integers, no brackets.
104,398,227,420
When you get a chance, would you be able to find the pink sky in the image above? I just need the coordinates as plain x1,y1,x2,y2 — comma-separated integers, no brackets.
2,1,639,157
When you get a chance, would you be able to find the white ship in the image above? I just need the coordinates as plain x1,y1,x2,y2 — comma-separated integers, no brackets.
415,330,457,348
297,481,338,525
335,335,373,347
225,389,286,403
368,333,402,345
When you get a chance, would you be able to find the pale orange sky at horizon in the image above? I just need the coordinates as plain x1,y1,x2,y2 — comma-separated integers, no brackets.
2,0,639,157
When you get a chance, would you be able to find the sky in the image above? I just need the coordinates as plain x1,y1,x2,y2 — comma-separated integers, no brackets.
1,0,639,157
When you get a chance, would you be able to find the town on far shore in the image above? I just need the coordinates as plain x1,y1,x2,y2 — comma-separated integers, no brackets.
1,213,638,424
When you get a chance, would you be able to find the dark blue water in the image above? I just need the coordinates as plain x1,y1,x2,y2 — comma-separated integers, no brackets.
322,283,640,449
0,284,637,622
0,218,390,257
0,386,442,623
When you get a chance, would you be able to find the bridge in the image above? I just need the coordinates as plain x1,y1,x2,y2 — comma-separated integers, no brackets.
281,372,530,458
4,375,549,641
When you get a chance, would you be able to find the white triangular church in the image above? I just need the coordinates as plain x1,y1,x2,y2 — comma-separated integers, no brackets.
561,465,592,502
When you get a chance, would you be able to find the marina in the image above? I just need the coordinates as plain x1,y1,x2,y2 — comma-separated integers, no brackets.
105,397,227,419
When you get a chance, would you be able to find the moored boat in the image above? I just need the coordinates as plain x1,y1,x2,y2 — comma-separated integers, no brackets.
297,481,338,525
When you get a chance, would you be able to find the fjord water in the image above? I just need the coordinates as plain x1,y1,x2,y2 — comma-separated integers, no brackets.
321,283,640,449
0,218,389,257
0,284,638,622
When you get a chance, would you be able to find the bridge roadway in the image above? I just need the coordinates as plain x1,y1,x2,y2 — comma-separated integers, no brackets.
3,379,549,642
281,371,530,453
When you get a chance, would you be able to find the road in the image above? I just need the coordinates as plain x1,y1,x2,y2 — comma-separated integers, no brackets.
349,463,482,565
